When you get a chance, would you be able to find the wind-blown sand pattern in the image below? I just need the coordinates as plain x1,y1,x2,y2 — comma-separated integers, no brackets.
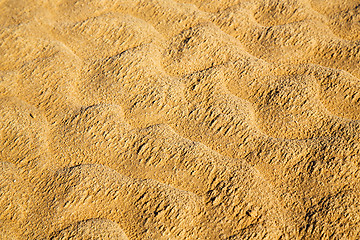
0,0,359,239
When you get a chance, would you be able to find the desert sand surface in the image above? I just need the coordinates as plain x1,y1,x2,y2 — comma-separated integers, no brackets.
0,0,360,239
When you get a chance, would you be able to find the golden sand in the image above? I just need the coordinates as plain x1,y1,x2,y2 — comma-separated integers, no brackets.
0,0,359,239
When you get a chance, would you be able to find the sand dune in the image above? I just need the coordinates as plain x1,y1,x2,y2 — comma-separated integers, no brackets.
0,0,359,239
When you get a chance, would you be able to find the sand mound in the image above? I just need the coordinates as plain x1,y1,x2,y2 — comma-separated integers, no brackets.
51,218,129,240
1,0,359,239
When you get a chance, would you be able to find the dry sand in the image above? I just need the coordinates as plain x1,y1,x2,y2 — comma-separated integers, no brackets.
0,0,360,239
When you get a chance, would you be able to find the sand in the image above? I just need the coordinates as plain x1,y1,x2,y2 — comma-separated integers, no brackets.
0,0,359,239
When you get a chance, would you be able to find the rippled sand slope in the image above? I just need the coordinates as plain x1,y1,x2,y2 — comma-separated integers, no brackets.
1,0,360,239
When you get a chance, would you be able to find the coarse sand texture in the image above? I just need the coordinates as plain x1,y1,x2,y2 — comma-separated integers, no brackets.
0,0,360,239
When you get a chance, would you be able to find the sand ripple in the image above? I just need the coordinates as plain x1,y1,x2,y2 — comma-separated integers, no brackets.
1,0,359,239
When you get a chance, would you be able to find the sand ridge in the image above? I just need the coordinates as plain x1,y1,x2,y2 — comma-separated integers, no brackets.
0,0,359,239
